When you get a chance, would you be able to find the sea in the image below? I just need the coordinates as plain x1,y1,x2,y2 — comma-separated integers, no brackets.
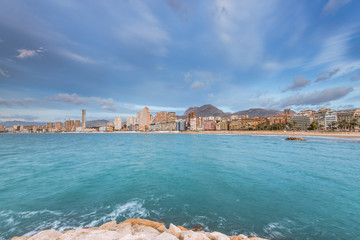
0,133,359,240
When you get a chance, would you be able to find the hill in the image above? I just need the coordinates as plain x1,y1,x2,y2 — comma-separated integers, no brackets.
232,108,283,118
86,120,109,127
183,104,292,118
183,104,225,117
0,121,47,127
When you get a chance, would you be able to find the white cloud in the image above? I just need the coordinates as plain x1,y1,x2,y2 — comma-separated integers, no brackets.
0,68,10,78
47,93,117,111
306,30,354,69
191,81,206,90
59,50,96,64
322,0,351,15
16,47,45,59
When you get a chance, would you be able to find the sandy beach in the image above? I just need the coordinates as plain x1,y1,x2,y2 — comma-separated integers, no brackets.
178,130,360,139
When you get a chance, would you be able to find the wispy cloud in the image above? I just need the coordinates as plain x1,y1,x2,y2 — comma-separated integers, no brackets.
306,30,354,69
184,71,221,90
16,47,45,59
114,0,169,56
0,97,38,106
59,50,96,64
322,0,351,15
0,114,38,121
166,0,193,21
282,76,311,92
0,68,10,78
47,93,117,111
316,68,340,82
278,87,353,108
350,71,360,81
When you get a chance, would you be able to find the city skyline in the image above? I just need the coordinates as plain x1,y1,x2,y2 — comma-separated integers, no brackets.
1,0,360,122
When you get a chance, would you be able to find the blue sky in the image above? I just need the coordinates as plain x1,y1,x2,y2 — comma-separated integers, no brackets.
1,0,360,121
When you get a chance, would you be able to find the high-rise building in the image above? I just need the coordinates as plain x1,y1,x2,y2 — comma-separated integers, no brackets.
55,122,62,130
155,111,168,123
75,120,81,128
114,117,122,130
167,112,176,123
82,109,86,128
137,107,150,130
126,116,137,127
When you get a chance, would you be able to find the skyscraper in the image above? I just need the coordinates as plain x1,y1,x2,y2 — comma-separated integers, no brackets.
137,107,150,130
114,117,122,130
82,109,86,128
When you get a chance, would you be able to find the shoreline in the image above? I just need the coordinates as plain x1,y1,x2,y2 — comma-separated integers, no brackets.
11,218,268,240
3,130,360,139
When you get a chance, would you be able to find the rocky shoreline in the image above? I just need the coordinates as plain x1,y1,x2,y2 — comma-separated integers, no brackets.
11,218,268,240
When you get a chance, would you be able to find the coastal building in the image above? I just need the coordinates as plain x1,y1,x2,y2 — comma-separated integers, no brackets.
158,122,177,131
325,111,337,128
189,117,198,131
187,112,196,125
126,116,137,127
290,115,311,130
203,121,216,131
55,122,62,131
337,109,360,123
82,109,86,128
230,115,239,120
137,107,150,130
269,114,291,125
114,117,122,131
75,120,81,128
167,112,176,123
155,111,168,124
46,123,54,129
0,125,5,132
177,119,187,131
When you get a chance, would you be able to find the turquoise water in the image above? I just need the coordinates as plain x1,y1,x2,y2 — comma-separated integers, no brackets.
0,133,359,240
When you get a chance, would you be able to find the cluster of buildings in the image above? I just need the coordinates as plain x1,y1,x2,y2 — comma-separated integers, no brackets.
1,107,359,133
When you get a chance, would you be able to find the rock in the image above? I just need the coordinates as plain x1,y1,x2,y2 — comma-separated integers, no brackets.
157,225,167,232
168,223,182,238
208,231,230,240
190,224,204,231
181,231,210,240
28,229,62,240
99,221,118,230
11,237,31,240
177,225,188,231
155,232,179,240
230,235,248,240
133,224,160,238
124,218,164,229
116,223,133,237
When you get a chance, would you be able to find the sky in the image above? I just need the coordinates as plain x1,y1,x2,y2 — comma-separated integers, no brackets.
1,0,360,122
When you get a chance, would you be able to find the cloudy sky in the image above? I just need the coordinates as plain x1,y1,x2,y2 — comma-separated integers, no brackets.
1,0,360,122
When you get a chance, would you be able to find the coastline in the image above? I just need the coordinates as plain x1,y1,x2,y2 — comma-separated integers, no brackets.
11,218,268,240
2,130,360,139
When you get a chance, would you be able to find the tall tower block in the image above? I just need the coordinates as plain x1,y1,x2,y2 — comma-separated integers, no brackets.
82,109,86,128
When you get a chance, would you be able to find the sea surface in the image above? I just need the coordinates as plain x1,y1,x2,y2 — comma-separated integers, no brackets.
0,133,359,240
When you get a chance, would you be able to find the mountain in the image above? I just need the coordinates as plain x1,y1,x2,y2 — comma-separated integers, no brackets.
86,120,109,127
183,104,293,118
0,121,47,128
232,108,284,118
183,104,225,117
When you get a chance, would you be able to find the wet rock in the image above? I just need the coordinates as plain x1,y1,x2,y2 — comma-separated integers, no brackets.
157,225,167,232
190,224,204,231
124,218,164,229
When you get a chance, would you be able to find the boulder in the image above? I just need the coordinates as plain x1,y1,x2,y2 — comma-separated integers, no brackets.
167,223,182,238
155,232,179,240
28,229,62,240
208,232,230,240
124,218,164,229
181,231,210,240
99,221,118,230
